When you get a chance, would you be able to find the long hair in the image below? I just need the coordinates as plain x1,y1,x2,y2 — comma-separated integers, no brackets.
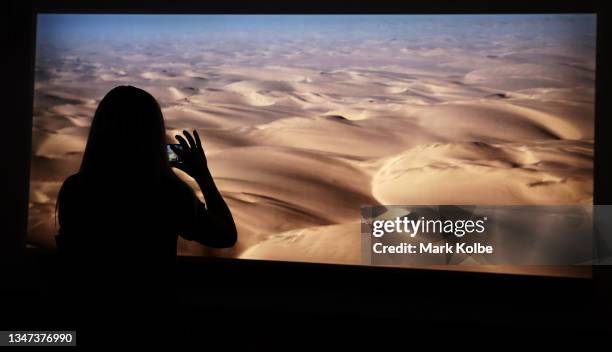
55,86,189,232
79,85,171,181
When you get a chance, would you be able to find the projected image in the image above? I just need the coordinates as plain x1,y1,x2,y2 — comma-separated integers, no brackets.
29,15,596,267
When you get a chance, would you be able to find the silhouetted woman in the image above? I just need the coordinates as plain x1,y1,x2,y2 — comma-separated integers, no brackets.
55,86,237,316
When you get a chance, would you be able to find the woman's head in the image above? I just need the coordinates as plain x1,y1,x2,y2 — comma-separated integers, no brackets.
80,86,170,180
56,86,195,231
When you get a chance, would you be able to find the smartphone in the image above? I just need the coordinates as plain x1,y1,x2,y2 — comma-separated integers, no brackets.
166,144,184,165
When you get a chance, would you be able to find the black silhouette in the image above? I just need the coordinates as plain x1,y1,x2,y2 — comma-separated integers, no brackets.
54,86,237,320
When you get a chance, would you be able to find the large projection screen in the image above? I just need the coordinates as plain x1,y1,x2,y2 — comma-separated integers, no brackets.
29,14,596,275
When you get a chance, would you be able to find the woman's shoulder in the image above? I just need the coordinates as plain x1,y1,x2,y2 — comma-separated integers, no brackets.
59,173,85,195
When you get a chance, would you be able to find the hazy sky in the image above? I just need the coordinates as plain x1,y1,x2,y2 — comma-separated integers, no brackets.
37,14,596,46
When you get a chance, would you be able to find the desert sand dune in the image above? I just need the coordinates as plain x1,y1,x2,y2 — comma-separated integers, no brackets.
239,222,362,264
29,15,596,276
372,140,593,206
32,130,87,159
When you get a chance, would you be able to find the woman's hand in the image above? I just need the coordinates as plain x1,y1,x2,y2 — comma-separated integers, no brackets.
171,129,208,178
